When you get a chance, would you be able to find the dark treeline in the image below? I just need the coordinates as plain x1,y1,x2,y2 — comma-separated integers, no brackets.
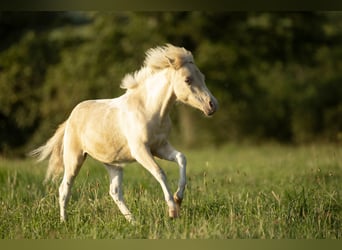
1,12,341,156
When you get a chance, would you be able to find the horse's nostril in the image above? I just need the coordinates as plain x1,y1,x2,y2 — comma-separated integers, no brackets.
209,100,214,109
206,100,216,116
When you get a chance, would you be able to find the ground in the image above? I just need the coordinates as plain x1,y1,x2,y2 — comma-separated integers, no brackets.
0,143,341,239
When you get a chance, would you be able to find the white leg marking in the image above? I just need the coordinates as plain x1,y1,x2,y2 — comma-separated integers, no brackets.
155,143,187,203
59,152,85,222
174,152,187,201
59,177,73,222
106,165,135,223
130,144,179,218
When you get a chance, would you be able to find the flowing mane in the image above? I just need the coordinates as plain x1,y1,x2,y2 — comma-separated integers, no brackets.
120,44,194,90
144,44,194,70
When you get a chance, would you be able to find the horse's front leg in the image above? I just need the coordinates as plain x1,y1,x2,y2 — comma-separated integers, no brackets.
130,144,179,218
154,142,187,213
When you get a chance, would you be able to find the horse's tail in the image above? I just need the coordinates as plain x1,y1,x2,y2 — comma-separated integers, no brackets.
30,121,67,182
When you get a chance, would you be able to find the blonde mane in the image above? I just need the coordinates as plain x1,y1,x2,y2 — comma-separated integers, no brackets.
120,44,193,90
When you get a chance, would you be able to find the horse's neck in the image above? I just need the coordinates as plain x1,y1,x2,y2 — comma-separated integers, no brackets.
128,71,176,121
157,83,176,120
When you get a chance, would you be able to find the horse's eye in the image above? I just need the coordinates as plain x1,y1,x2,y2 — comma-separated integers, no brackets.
185,77,193,85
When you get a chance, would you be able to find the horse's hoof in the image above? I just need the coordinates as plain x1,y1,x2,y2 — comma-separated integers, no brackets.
173,194,183,206
125,215,136,225
168,208,180,218
128,218,137,225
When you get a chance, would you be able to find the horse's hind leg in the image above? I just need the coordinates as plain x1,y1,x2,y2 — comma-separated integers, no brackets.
59,148,85,222
105,164,135,223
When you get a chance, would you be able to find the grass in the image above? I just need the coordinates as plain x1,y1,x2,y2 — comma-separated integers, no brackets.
0,143,341,239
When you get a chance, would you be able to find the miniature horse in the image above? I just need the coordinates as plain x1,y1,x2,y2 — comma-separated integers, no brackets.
31,44,218,223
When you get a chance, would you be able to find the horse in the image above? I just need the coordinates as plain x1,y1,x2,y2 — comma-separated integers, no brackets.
30,44,218,223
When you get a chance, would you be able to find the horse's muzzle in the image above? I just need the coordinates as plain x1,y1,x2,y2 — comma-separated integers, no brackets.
205,97,218,116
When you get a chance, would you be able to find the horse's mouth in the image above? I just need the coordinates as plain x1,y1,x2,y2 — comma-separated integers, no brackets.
203,99,218,116
204,109,216,117
205,109,216,116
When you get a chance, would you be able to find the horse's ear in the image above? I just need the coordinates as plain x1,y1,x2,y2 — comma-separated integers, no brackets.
166,56,175,67
166,56,182,69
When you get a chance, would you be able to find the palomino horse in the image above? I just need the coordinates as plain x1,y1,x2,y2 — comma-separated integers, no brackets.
31,44,218,223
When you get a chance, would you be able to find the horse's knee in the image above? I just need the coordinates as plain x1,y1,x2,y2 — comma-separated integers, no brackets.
59,180,70,200
175,152,187,167
109,186,120,202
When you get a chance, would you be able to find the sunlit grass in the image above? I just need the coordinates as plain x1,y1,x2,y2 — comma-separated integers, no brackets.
0,143,341,238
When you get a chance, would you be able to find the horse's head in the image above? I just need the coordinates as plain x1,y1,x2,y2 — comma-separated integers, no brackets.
170,58,218,117
143,44,218,116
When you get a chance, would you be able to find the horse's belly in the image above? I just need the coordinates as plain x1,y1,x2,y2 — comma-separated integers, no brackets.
107,144,135,164
86,140,135,164
82,127,134,163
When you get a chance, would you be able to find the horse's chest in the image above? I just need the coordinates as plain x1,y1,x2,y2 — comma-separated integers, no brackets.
147,121,171,148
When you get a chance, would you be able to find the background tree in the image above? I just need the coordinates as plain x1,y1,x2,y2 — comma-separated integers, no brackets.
0,12,341,157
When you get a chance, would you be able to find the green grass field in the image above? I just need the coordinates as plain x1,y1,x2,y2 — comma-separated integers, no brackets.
0,143,341,239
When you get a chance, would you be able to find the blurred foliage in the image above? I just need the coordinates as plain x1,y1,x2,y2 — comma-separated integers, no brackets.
0,12,341,156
